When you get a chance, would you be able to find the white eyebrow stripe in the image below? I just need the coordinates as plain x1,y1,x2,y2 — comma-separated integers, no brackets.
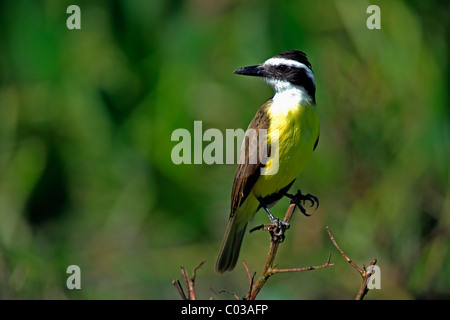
264,57,315,86
264,57,305,68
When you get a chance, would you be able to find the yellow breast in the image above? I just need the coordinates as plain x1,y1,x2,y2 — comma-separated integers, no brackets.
253,101,319,197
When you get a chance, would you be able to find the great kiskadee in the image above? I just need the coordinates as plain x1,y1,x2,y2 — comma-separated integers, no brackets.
216,50,320,273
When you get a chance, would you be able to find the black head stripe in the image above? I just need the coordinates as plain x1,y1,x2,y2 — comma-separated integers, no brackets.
274,50,312,71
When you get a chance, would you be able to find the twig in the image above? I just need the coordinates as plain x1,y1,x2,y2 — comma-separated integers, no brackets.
355,259,378,300
173,260,205,300
219,289,241,300
172,279,187,300
192,260,205,282
326,226,363,274
180,267,196,300
242,260,253,283
271,252,333,274
326,226,377,300
243,261,256,299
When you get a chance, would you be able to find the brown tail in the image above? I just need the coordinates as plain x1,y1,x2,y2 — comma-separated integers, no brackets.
215,216,247,273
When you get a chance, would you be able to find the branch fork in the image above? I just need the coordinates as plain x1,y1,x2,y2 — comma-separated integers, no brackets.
243,202,333,300
326,226,377,300
173,204,377,300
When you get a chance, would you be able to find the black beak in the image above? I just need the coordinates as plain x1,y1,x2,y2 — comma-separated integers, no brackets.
233,64,271,77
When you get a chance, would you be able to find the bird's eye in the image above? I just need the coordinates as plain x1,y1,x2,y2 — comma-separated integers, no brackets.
276,65,288,73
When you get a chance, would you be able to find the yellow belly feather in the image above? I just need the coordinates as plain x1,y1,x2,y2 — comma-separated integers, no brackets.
253,102,319,197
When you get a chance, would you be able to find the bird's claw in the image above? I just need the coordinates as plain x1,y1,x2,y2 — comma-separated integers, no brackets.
285,189,319,216
272,219,289,242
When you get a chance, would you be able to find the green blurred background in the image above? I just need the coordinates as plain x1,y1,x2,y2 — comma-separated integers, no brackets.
0,0,448,299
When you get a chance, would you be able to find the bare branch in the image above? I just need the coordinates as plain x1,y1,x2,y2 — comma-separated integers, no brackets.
172,279,187,300
355,259,378,300
271,252,333,274
173,260,205,300
181,266,196,300
242,260,253,284
326,226,377,300
172,209,376,300
219,289,241,300
192,260,205,282
326,226,364,274
244,202,332,300
243,261,256,299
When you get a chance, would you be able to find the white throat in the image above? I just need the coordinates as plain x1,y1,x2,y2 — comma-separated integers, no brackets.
266,78,313,110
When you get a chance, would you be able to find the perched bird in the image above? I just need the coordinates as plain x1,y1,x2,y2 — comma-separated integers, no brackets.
216,50,320,273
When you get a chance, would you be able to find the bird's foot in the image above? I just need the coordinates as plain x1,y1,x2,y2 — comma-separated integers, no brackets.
271,218,290,243
255,196,291,242
284,189,319,216
250,219,289,242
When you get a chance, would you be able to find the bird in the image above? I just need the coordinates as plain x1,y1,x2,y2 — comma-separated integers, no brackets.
216,50,320,273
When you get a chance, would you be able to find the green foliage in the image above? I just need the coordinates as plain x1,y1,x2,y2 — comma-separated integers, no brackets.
0,0,448,299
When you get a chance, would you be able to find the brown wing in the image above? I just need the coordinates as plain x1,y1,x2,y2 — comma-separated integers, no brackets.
230,99,272,217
